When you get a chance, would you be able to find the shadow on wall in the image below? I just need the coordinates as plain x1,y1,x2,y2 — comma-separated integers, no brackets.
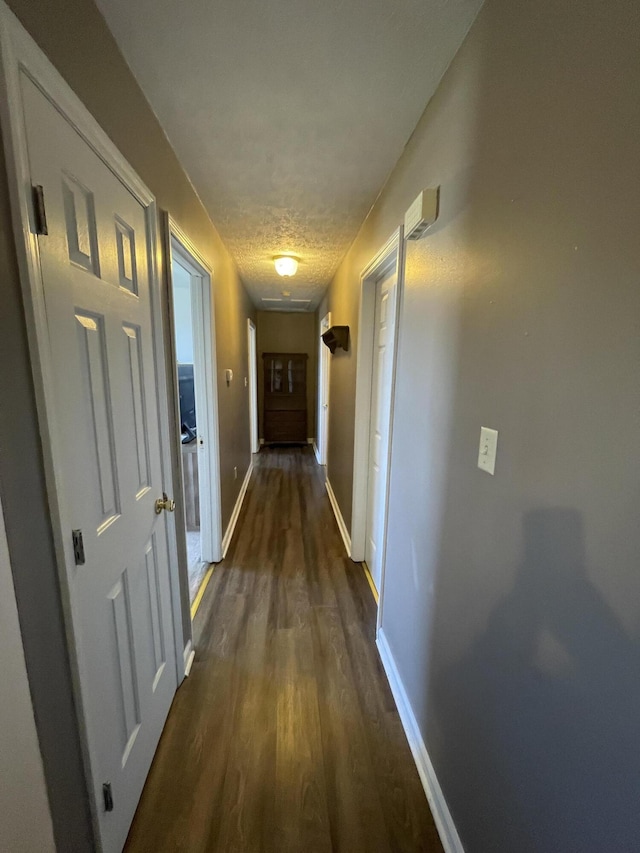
434,508,640,851
421,3,640,848
377,0,640,850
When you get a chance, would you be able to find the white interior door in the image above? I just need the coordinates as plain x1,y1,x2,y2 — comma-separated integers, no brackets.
318,312,331,465
21,75,177,853
364,270,397,593
248,319,259,453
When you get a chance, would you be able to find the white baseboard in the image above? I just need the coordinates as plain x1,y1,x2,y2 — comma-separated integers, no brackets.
221,461,253,557
376,628,464,853
325,478,351,557
183,640,195,678
307,437,314,445
313,441,321,464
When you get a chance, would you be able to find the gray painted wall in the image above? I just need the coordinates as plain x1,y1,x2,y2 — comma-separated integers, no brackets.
326,0,640,848
0,495,55,852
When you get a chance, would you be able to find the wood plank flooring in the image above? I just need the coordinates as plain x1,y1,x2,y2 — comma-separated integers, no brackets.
125,446,443,853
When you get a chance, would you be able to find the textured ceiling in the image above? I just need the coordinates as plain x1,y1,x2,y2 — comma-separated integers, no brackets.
96,0,482,309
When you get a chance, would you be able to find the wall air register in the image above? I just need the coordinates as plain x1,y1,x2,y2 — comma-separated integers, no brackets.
404,187,440,239
321,325,350,353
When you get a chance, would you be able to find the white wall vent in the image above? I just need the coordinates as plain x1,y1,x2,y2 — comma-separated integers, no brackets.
404,187,439,240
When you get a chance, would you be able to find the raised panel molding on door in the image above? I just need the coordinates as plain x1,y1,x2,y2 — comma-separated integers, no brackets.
115,216,138,294
143,535,166,687
75,310,122,530
123,324,151,496
0,9,186,852
62,172,100,274
108,570,142,764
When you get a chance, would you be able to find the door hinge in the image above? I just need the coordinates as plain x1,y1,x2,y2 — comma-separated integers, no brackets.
72,529,85,566
32,184,48,235
103,782,114,813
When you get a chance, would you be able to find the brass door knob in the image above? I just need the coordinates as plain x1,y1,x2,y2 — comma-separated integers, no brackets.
155,492,176,514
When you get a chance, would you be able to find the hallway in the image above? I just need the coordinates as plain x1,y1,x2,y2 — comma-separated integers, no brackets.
125,447,442,852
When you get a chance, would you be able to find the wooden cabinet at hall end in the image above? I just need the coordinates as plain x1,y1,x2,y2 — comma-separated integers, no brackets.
262,352,308,444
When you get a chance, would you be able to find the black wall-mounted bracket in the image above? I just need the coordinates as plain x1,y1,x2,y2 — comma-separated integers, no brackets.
321,325,350,353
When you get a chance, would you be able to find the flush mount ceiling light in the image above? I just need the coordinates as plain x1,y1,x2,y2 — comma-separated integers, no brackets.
273,255,299,277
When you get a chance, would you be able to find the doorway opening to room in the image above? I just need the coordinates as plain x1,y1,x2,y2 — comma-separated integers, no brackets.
351,229,403,619
248,319,259,454
168,225,222,613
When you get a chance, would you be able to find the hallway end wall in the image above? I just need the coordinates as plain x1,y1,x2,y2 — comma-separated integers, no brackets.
324,0,640,850
256,311,318,441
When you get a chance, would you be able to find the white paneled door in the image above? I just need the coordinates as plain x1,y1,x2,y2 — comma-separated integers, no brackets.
364,269,397,593
318,312,331,465
20,76,177,852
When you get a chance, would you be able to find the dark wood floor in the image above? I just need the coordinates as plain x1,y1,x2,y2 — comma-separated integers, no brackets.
125,446,443,853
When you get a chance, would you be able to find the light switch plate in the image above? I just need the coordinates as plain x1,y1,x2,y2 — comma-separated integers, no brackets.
478,427,498,475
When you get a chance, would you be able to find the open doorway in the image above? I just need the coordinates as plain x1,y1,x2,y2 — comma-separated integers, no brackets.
168,225,222,610
351,228,403,616
248,319,259,454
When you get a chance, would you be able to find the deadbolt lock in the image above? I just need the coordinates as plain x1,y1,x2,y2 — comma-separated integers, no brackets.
155,492,176,514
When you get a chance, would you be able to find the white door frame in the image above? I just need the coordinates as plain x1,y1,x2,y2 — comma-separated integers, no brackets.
351,228,404,622
166,219,223,565
316,311,332,465
0,2,187,836
247,319,259,454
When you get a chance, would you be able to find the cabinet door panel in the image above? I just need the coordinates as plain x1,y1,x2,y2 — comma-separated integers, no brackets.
262,353,307,443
